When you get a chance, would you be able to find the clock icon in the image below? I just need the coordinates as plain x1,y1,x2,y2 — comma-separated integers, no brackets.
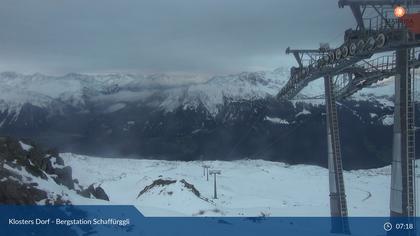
384,222,393,232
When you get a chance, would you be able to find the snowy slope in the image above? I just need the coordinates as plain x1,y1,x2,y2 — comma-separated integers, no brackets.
61,153,420,217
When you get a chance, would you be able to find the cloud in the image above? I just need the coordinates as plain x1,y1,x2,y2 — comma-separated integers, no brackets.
0,0,355,75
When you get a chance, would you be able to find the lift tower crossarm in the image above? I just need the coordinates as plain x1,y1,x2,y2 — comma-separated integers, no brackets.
285,48,323,54
286,47,324,68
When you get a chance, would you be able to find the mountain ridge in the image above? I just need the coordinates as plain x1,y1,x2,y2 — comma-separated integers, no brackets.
0,68,396,121
0,69,407,169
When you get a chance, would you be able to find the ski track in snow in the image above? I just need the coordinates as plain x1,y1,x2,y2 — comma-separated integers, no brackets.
60,153,420,217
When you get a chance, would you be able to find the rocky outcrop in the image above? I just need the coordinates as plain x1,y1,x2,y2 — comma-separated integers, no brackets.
0,167,48,204
0,136,109,204
180,179,200,198
54,166,74,189
79,184,110,201
137,178,213,204
137,179,177,198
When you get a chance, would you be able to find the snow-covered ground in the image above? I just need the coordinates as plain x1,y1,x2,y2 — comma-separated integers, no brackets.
60,153,420,217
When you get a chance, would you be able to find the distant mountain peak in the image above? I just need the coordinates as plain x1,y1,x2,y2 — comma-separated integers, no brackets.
0,68,398,121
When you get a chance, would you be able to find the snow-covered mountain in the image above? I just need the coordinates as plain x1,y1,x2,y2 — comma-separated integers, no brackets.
0,69,410,169
0,69,289,120
0,68,401,119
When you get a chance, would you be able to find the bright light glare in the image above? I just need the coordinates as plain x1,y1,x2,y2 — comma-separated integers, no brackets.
394,6,406,18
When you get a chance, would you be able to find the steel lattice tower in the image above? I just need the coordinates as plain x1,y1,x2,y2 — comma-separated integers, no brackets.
277,0,420,233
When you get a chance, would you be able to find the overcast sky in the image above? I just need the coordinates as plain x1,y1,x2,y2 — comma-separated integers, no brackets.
0,0,355,76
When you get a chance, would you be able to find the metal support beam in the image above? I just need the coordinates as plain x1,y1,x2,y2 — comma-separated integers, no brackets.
285,47,323,68
293,52,303,68
324,75,350,234
349,4,365,30
203,165,210,181
210,170,221,199
390,48,416,217
213,173,217,199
